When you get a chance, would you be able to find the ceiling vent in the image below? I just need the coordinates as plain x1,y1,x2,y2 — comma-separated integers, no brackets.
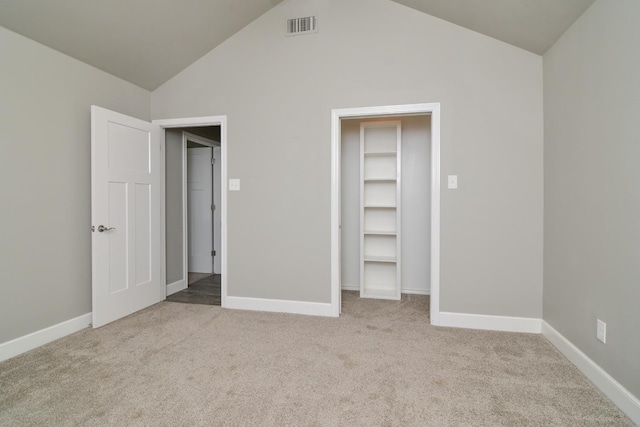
286,16,317,36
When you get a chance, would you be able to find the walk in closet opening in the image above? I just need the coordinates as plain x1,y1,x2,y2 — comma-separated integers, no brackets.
340,115,432,301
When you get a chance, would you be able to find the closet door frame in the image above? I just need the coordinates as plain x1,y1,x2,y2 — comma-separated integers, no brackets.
330,103,441,323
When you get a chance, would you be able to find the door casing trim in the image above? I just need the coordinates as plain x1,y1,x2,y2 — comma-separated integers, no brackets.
330,103,441,323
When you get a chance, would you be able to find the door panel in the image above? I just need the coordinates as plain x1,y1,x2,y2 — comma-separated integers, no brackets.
107,182,128,294
135,183,152,285
91,106,162,328
108,122,151,172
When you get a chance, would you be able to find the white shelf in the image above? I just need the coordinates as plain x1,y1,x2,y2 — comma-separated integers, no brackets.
364,255,397,263
364,151,397,157
360,121,401,301
364,230,396,236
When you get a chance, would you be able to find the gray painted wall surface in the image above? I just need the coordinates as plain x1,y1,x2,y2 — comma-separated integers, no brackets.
0,26,150,344
165,129,184,285
341,116,431,294
543,0,640,398
152,0,543,316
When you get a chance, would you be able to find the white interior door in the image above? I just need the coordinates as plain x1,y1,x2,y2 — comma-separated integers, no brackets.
187,147,213,273
213,146,222,274
91,106,163,328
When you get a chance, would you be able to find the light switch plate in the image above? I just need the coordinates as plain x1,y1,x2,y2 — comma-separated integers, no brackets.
597,319,606,343
229,179,240,191
448,175,458,189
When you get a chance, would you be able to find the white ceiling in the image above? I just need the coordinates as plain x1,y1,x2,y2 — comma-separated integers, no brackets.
0,0,595,91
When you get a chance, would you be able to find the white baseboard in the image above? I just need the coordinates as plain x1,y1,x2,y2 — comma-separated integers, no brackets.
0,313,92,363
438,311,542,333
542,322,640,424
341,284,359,291
224,296,337,317
166,279,187,296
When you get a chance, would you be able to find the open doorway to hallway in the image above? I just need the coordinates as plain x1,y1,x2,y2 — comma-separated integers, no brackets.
165,127,222,305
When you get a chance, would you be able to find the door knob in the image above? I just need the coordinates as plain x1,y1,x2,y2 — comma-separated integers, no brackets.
97,225,116,232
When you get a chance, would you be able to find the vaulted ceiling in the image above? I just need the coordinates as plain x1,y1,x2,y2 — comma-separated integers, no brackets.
0,0,595,90
395,0,595,54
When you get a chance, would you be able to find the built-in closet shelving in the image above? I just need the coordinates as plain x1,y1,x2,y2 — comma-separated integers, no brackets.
360,121,401,300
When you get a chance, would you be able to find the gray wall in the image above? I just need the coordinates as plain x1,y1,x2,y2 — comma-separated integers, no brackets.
0,26,150,344
165,129,184,285
341,116,431,294
543,0,640,398
152,0,543,316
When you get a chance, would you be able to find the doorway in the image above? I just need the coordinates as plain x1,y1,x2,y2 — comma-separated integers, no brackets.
330,104,441,322
154,116,228,307
167,131,222,305
165,129,221,305
341,115,431,296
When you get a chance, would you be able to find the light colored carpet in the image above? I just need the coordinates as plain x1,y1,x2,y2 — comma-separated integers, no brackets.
0,292,632,426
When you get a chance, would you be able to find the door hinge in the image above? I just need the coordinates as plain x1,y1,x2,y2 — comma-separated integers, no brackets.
211,250,216,256
211,158,215,165
211,204,215,211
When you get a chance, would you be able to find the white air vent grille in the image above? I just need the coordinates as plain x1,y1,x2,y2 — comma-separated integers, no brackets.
286,16,317,36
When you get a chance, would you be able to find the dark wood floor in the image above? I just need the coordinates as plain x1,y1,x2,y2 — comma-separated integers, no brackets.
166,274,221,305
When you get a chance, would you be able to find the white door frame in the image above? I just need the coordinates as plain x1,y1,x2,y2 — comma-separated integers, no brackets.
330,103,441,324
154,116,228,308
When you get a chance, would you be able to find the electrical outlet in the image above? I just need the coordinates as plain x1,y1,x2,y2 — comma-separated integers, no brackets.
597,319,606,343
